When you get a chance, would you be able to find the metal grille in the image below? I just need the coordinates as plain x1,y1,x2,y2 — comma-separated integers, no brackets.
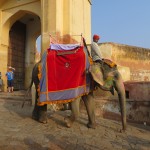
8,21,26,90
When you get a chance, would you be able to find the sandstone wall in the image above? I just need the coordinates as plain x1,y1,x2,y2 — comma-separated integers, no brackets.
99,42,150,82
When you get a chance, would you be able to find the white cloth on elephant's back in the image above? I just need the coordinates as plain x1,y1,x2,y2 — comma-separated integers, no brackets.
89,63,104,86
50,44,80,50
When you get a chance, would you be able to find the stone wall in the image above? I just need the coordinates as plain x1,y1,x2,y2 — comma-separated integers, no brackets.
99,42,150,82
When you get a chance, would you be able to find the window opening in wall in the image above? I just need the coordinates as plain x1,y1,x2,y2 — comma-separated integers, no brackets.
125,90,129,99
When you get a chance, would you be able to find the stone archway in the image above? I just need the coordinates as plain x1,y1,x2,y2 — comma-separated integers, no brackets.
2,11,41,90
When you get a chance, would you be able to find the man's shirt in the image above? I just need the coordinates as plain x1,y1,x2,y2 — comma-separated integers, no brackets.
91,41,103,61
6,71,14,80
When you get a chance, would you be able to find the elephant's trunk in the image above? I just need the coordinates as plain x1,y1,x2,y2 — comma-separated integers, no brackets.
118,91,127,130
114,72,127,131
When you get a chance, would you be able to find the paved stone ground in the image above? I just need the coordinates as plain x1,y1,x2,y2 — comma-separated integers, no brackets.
0,93,150,150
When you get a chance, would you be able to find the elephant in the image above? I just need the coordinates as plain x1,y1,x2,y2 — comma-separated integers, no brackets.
25,58,126,131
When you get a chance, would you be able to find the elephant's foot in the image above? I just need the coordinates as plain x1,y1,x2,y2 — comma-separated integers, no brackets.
118,128,126,133
32,110,39,121
64,117,74,128
87,122,97,129
38,111,47,124
32,115,39,121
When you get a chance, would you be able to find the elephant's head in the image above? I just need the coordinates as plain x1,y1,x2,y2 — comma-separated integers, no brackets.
91,61,127,131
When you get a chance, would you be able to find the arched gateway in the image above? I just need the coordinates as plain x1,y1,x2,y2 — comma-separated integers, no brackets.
0,0,91,91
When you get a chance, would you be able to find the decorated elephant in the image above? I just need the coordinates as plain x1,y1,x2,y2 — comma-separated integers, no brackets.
25,56,126,131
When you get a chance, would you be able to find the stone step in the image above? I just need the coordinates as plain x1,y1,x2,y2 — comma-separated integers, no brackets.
0,91,31,101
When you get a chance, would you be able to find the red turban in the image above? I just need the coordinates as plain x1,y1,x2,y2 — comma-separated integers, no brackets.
93,34,100,40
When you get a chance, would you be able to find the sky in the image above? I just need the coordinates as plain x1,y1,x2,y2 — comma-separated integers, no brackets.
91,0,150,49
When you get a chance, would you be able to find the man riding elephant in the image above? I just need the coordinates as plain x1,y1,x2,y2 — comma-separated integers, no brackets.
90,34,114,93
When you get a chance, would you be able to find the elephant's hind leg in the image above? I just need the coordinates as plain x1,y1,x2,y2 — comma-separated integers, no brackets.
64,98,80,128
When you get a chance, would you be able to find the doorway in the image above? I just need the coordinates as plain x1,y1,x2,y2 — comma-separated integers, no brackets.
8,21,26,90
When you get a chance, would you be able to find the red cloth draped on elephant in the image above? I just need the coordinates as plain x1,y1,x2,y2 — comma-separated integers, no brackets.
38,44,91,106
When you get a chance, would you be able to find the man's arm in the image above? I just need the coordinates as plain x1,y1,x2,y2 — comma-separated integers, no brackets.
9,66,15,71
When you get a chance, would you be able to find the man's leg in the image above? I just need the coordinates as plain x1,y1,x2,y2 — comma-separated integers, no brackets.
11,86,14,92
11,80,14,92
8,80,11,93
8,87,11,92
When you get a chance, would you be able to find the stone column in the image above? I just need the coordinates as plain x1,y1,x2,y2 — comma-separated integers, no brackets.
41,0,63,54
0,21,9,92
63,0,91,44
40,0,91,52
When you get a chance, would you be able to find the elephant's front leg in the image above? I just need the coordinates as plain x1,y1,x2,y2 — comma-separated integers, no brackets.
82,92,96,129
64,98,80,128
114,71,127,131
32,91,47,124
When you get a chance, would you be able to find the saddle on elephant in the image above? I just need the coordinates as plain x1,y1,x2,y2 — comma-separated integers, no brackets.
37,43,92,106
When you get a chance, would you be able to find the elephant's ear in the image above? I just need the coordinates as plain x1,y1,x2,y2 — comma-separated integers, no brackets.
89,63,104,86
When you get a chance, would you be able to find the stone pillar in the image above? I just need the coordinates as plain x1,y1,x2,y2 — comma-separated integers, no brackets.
0,20,9,92
0,44,8,92
41,0,63,54
40,0,91,54
65,0,91,44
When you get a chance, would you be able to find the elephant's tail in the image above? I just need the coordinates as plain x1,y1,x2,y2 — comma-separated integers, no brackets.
21,79,34,108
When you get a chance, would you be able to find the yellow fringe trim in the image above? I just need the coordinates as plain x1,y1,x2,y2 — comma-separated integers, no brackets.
38,65,42,80
37,63,42,105
37,99,74,106
37,86,40,92
88,56,93,65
